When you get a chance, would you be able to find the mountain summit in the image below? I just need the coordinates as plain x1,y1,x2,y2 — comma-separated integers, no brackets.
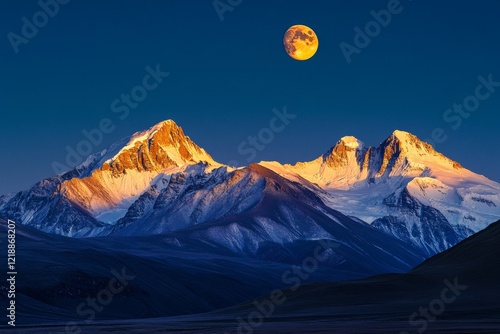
260,131,500,255
322,136,365,169
262,130,466,190
100,120,216,175
60,120,219,223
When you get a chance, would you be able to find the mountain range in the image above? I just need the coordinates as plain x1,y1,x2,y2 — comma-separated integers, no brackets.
1,119,499,259
2,119,500,332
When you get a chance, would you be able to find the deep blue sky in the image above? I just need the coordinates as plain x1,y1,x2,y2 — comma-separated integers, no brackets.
1,0,499,194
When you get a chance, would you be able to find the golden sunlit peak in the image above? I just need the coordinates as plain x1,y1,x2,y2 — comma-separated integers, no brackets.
160,119,177,126
283,25,319,61
392,130,411,137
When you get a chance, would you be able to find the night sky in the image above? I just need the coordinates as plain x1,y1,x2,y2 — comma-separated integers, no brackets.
1,0,499,194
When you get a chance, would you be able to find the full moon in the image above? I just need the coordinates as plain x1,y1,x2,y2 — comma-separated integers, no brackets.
283,25,319,61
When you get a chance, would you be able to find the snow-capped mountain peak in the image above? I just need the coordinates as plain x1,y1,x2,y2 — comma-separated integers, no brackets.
321,136,366,169
380,130,461,169
260,130,485,191
56,120,221,223
379,130,433,161
338,135,364,149
258,130,500,255
101,119,217,174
